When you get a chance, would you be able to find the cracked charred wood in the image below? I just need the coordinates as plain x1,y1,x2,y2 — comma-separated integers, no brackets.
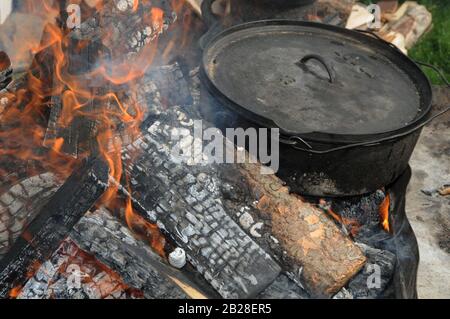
18,238,144,299
70,207,212,299
347,243,396,299
0,173,62,259
123,113,281,299
121,101,366,298
0,158,109,298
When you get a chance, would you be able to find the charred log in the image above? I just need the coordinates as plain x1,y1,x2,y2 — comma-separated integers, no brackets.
0,173,62,259
18,238,144,299
0,158,109,298
70,207,212,299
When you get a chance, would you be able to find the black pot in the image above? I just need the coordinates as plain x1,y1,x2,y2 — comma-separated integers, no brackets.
200,20,447,196
201,0,317,28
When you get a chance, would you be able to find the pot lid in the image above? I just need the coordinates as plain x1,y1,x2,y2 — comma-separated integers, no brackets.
202,21,429,136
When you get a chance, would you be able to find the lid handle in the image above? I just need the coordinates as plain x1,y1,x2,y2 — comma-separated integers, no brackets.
298,54,335,83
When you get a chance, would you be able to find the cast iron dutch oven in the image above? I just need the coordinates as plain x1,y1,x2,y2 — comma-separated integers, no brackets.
201,0,317,28
200,20,448,197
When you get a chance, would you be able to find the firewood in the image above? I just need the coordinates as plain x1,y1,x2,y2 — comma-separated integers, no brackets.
18,238,144,299
123,112,282,299
0,173,62,259
345,4,375,30
121,72,366,297
0,158,109,298
70,207,212,299
380,2,432,49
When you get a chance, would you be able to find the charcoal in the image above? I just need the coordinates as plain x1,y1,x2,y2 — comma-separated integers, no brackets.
0,158,109,298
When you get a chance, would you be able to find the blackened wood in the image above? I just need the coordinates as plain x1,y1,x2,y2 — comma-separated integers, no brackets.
71,207,213,299
0,173,62,259
18,238,144,299
0,158,109,298
123,111,282,299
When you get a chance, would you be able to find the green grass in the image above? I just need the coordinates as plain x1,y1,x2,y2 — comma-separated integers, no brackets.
360,0,449,84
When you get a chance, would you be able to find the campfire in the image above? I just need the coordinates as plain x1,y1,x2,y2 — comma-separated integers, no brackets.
0,0,445,301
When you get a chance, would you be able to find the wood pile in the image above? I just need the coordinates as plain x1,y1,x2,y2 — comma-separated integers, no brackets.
345,1,432,54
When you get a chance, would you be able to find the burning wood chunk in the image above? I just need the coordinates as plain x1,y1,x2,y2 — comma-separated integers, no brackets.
71,0,177,61
0,158,109,298
43,62,189,158
121,101,368,298
123,115,282,299
346,243,396,299
70,208,205,299
18,239,143,299
0,173,62,259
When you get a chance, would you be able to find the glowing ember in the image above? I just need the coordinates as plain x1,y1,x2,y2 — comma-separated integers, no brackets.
8,286,22,299
379,194,391,233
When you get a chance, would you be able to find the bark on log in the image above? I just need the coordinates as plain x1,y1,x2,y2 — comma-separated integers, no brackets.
0,158,109,298
237,163,368,297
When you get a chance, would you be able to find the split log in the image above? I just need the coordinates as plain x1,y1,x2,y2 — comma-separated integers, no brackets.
379,2,432,50
123,115,282,298
70,207,213,299
0,158,109,298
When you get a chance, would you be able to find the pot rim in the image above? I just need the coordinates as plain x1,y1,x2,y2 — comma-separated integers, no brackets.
200,20,433,145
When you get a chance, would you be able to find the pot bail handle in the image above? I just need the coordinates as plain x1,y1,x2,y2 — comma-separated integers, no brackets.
299,54,335,83
201,0,221,28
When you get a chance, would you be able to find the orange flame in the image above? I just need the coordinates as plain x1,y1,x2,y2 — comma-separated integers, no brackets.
379,194,390,233
0,0,181,255
325,205,361,237
9,286,22,299
124,197,166,257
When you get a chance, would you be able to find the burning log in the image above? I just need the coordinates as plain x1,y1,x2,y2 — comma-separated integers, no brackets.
18,239,144,299
0,173,62,259
120,63,367,297
0,158,109,298
70,207,211,299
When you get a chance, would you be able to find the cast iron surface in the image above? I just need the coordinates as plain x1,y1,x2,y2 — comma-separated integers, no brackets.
201,0,317,28
202,20,432,138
